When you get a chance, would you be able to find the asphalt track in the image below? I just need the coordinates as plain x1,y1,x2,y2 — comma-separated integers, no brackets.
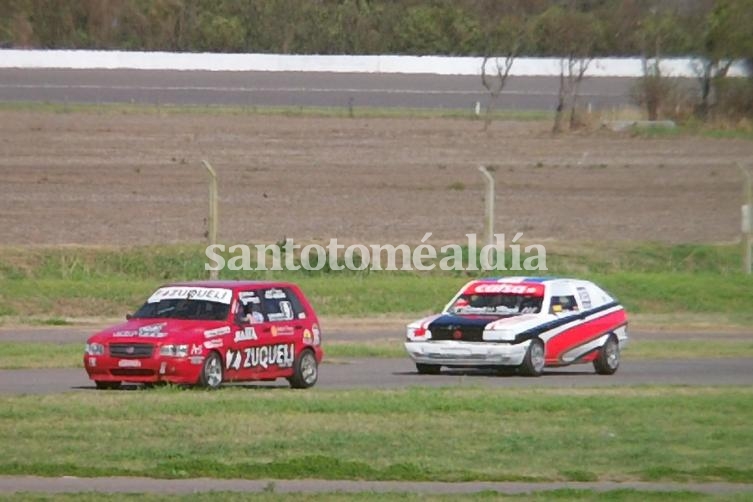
0,68,635,110
1,476,753,496
1,325,752,394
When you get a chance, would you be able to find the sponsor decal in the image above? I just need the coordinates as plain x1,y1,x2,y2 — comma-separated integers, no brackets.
225,344,295,371
264,288,287,299
267,301,294,322
234,327,257,343
148,287,233,305
577,287,592,310
159,362,167,375
118,359,142,368
312,324,321,345
302,328,314,344
239,291,260,304
88,357,96,367
138,323,167,338
190,344,203,356
204,339,223,350
189,356,205,365
468,283,544,295
271,325,295,337
204,326,231,338
113,330,138,337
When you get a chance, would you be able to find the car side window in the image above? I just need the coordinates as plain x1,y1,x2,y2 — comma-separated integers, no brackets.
576,286,592,310
237,290,266,323
550,295,579,314
283,288,307,319
261,288,295,322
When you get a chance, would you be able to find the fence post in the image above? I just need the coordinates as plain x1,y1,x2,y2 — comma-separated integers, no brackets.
202,160,219,280
739,163,752,275
478,166,495,247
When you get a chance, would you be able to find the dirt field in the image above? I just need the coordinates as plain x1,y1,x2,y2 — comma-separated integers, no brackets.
1,109,751,246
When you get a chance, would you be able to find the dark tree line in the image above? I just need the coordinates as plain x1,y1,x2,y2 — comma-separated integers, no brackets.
0,0,746,57
1,0,751,120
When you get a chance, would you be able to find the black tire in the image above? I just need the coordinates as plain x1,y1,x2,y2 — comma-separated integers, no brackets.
94,380,121,390
198,352,223,389
415,363,441,375
288,349,318,389
593,335,620,375
519,339,545,377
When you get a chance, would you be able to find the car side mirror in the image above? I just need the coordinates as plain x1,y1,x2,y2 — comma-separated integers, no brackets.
125,313,133,320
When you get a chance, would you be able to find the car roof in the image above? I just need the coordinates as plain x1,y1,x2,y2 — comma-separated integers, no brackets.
161,280,296,290
475,276,594,288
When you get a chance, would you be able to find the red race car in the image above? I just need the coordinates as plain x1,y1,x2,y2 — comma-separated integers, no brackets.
84,281,323,390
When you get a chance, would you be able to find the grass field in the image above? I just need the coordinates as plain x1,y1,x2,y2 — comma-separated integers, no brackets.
0,242,751,323
0,100,554,121
1,387,751,483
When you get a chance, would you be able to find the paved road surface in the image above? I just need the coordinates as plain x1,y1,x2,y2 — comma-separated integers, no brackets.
1,476,752,495
1,358,752,395
0,68,635,110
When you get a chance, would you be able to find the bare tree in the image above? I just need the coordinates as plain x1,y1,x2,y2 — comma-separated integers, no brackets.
479,16,526,131
481,54,515,131
692,0,753,120
633,10,688,121
532,5,601,133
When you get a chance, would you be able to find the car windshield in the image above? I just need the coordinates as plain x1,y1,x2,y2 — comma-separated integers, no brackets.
132,299,230,321
448,293,543,315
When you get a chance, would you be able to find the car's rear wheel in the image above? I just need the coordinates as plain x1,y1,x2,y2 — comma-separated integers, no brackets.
593,335,620,375
94,380,121,390
415,363,441,375
288,349,318,389
198,352,223,389
519,339,545,377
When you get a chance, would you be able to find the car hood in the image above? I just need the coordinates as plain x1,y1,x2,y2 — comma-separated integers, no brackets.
410,313,549,335
87,318,232,343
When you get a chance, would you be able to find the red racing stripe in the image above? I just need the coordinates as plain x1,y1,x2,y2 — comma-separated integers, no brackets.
544,309,626,363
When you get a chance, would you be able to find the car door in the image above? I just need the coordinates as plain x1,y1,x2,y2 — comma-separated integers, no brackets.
224,289,274,381
257,287,301,366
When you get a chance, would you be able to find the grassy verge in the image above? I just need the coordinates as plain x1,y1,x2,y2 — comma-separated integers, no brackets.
2,338,753,370
0,100,553,121
629,121,753,141
0,387,752,483
0,490,744,501
0,242,751,322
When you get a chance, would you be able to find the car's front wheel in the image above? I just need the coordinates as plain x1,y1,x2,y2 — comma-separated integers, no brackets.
198,352,223,389
288,349,318,389
519,339,545,377
415,363,441,375
593,335,620,375
95,380,121,390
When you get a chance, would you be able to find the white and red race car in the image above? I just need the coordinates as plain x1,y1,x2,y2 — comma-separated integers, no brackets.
404,277,628,376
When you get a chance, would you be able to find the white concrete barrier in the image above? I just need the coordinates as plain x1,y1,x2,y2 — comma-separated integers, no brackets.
0,49,748,78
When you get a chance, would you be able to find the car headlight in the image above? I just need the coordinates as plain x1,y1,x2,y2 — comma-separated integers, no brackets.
85,343,105,356
406,327,431,341
160,344,189,357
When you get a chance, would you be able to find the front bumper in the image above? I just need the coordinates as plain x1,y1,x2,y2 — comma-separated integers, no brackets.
404,340,531,367
83,354,204,385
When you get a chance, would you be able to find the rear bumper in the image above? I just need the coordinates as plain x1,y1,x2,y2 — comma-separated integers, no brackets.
83,354,203,385
404,340,531,367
